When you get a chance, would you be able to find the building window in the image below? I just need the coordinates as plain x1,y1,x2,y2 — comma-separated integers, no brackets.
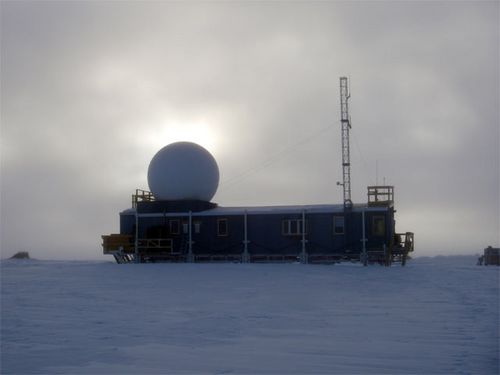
282,219,306,236
194,222,201,234
372,216,385,236
333,216,345,235
182,222,189,234
217,218,228,236
169,220,180,235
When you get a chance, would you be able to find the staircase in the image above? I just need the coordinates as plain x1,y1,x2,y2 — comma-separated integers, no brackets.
112,251,135,264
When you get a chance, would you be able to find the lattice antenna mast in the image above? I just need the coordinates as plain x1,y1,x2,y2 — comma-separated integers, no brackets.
339,77,353,208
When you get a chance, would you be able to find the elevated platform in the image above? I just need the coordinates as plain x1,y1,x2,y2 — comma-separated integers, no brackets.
367,186,394,207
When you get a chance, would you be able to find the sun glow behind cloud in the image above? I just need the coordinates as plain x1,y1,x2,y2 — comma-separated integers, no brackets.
140,119,219,156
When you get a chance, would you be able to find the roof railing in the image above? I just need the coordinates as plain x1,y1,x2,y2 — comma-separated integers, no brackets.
132,189,155,208
367,186,394,207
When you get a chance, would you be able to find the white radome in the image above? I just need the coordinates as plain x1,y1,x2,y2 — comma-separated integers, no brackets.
147,142,219,201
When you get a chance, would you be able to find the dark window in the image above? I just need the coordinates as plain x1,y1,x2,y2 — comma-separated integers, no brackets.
194,222,201,234
217,218,228,236
169,220,180,235
372,216,385,236
282,219,306,236
333,216,345,235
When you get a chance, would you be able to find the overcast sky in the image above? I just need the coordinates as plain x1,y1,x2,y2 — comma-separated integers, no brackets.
1,1,498,260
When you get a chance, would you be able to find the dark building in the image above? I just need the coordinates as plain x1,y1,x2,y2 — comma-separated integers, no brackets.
103,186,414,265
102,78,414,265
483,246,500,266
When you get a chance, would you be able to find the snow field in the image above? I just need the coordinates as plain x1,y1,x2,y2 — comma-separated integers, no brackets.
1,256,498,374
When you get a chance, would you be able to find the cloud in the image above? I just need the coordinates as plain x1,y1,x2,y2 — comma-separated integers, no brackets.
1,1,498,259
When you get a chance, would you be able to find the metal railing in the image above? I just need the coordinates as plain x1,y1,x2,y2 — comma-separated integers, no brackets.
132,189,155,208
137,238,176,253
395,232,414,253
102,234,133,253
367,186,394,206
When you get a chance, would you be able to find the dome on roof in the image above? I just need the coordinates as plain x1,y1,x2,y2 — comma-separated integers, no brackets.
147,142,219,202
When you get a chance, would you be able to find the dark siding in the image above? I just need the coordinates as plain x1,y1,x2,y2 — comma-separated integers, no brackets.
120,213,135,236
193,215,245,255
248,214,302,255
130,208,395,256
306,213,335,254
137,200,217,213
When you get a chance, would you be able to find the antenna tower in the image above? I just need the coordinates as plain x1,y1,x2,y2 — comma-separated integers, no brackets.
339,76,352,208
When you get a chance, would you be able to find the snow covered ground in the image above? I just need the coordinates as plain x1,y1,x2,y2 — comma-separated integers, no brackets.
1,256,498,374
